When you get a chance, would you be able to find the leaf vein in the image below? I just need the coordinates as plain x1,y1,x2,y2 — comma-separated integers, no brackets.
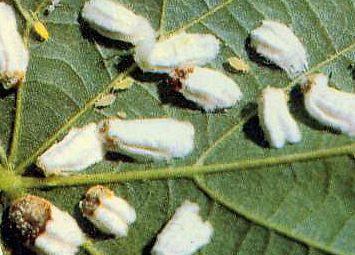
14,69,135,174
33,54,90,96
164,0,236,35
193,176,349,255
158,0,168,34
302,0,338,53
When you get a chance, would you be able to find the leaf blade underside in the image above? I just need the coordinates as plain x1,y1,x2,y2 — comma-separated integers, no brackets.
0,0,354,254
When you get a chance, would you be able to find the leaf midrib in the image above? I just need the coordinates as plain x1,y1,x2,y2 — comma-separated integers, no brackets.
21,142,355,189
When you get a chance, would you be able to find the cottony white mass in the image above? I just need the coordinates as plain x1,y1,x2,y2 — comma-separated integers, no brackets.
82,0,155,45
303,73,355,136
251,20,308,78
80,185,136,237
101,118,195,161
170,66,243,112
151,200,213,255
37,123,105,176
0,3,29,89
9,195,85,255
134,32,219,73
258,87,301,148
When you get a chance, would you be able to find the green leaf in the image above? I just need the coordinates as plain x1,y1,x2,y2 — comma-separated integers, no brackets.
0,0,354,254
0,89,14,167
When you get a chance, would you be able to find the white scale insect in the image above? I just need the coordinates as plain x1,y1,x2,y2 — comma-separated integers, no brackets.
80,185,136,237
37,118,195,174
9,195,85,255
82,0,155,45
37,123,105,176
258,87,301,148
101,118,195,161
81,0,241,112
0,3,29,89
251,20,308,78
152,200,213,255
170,66,243,112
303,73,355,136
134,32,220,73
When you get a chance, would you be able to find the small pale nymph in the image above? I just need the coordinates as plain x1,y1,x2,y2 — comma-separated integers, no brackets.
303,73,355,136
9,195,85,255
80,185,136,237
258,87,301,148
82,0,155,45
0,3,29,89
37,123,105,176
100,118,195,161
151,200,213,255
250,20,308,78
170,66,243,112
94,93,116,108
134,32,220,73
228,57,250,73
112,77,134,91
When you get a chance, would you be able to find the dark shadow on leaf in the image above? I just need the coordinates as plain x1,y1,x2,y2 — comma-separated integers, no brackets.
240,102,258,119
157,79,201,111
348,64,355,80
245,36,281,71
142,209,175,255
130,69,202,111
74,203,113,240
78,16,133,51
115,54,136,73
142,217,172,255
130,68,169,84
79,17,136,77
142,236,157,255
289,85,340,135
0,85,15,99
22,164,46,178
241,103,269,148
105,151,135,163
243,115,269,148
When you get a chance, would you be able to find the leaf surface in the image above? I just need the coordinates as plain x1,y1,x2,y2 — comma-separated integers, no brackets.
0,0,354,254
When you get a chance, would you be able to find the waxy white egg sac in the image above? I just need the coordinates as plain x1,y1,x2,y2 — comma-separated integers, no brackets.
170,66,243,112
82,0,155,45
152,200,213,255
101,118,195,161
9,195,85,255
0,3,29,89
303,73,355,136
251,20,308,78
258,87,301,148
37,123,105,176
134,32,219,73
80,185,136,237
